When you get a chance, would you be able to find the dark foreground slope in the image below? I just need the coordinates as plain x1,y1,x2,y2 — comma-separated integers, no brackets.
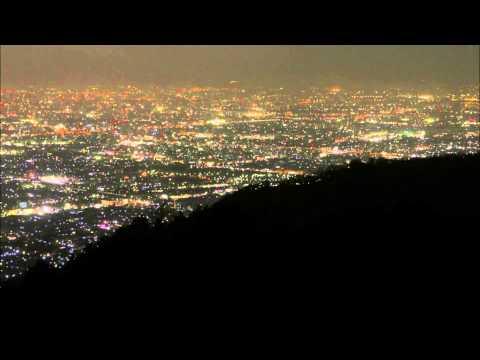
4,154,479,291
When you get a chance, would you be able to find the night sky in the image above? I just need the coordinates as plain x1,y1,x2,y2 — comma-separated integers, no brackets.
1,45,478,88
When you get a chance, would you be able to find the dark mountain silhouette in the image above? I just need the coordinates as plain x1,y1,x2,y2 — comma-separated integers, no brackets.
3,153,479,291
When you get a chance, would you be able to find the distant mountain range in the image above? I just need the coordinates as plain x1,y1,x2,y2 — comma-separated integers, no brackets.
1,46,130,86
2,45,478,88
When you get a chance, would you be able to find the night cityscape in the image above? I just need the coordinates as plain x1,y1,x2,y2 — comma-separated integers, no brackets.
0,45,479,285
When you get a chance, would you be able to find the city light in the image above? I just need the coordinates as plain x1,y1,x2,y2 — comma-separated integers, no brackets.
0,83,479,281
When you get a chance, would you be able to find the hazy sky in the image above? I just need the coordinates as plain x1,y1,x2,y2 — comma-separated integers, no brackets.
1,45,478,88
